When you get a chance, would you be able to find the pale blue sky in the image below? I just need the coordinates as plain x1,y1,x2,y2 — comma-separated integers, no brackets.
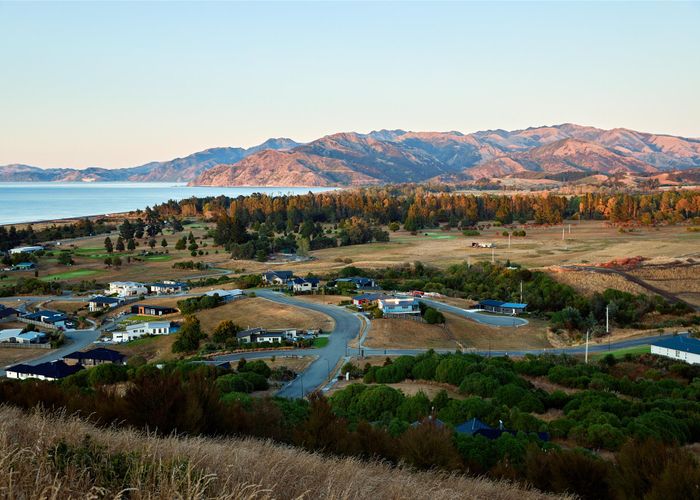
1,1,698,168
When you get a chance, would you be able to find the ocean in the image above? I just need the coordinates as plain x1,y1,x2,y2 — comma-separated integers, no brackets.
0,182,335,225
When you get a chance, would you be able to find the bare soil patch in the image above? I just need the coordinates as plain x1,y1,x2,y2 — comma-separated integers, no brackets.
196,297,335,334
445,313,552,351
0,347,47,368
363,318,455,349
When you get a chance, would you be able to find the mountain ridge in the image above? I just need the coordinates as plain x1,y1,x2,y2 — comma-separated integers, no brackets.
3,124,700,186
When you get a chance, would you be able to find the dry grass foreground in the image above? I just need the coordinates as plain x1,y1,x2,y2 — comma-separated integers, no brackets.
0,405,566,500
196,297,335,333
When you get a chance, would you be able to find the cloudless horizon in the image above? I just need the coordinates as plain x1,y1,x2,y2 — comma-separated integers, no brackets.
1,1,699,169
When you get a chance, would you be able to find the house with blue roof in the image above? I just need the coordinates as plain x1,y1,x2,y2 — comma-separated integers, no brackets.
651,335,700,365
455,418,493,435
478,299,528,315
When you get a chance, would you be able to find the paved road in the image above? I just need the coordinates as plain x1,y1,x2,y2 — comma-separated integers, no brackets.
420,298,529,327
213,289,363,398
362,331,679,358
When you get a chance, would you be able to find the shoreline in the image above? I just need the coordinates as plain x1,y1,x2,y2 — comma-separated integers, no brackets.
0,183,340,228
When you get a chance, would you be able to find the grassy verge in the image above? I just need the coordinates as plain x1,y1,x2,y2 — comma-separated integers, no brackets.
589,345,650,360
313,337,329,348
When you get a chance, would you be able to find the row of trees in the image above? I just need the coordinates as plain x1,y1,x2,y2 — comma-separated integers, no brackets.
144,187,700,234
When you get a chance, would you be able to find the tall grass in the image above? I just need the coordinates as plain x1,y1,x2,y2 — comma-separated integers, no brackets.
0,405,566,499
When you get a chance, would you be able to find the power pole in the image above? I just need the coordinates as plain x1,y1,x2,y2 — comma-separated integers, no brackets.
585,330,590,364
508,233,511,249
520,281,523,304
491,247,495,263
562,226,565,241
606,306,609,334
568,223,571,235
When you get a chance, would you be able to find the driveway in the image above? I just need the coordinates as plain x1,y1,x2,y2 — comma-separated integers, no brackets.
419,298,528,327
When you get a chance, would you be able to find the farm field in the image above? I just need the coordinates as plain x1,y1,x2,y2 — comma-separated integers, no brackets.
195,297,335,334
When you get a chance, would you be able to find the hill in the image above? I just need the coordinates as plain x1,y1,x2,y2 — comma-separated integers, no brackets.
193,124,700,186
0,405,559,499
4,124,700,186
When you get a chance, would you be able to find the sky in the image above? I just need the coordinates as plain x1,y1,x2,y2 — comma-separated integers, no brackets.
1,1,699,169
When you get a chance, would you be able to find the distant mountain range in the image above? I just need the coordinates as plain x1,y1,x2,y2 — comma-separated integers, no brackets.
3,124,700,186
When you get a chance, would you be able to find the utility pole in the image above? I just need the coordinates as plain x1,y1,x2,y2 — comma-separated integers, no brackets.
491,247,495,263
508,233,511,249
585,330,590,364
568,223,571,235
520,281,523,304
606,306,610,334
562,226,565,241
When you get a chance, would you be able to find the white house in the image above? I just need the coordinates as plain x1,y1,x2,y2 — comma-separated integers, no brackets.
9,245,44,255
651,335,700,365
113,321,172,343
106,281,148,297
0,329,46,344
378,297,421,316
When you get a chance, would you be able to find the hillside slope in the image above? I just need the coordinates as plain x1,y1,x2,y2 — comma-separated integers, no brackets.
193,124,700,186
0,406,562,499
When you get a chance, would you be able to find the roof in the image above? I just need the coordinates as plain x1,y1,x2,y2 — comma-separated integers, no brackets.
0,329,24,341
15,262,36,268
133,304,177,311
455,418,493,435
64,347,125,362
205,289,243,297
7,360,82,379
23,310,66,323
479,300,528,309
110,281,146,287
265,270,294,279
353,293,387,301
17,331,45,342
237,327,264,338
379,297,417,305
337,276,373,284
0,307,19,319
258,332,286,338
90,296,121,305
410,417,446,428
652,335,700,355
126,321,171,329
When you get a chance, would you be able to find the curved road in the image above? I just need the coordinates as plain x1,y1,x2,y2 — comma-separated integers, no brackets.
213,290,363,398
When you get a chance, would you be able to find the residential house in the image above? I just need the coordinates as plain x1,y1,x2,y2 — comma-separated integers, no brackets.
352,293,389,308
88,295,122,312
64,347,126,367
149,281,189,295
651,335,700,365
454,418,549,441
113,321,172,343
13,262,36,271
0,305,19,323
9,245,43,255
0,329,46,344
289,277,320,293
332,276,377,290
478,300,528,315
455,418,494,436
21,310,71,330
130,304,178,316
6,360,82,381
378,297,420,316
262,270,294,286
106,281,148,297
205,289,244,302
236,327,298,344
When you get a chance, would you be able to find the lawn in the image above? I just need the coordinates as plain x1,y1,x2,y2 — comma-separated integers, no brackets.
313,337,329,348
39,269,101,281
142,254,173,262
118,315,161,325
589,345,650,360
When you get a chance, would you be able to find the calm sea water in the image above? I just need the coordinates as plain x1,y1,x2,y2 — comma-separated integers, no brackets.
0,182,335,225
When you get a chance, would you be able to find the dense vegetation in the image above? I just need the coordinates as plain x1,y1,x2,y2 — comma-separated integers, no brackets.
2,350,700,499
